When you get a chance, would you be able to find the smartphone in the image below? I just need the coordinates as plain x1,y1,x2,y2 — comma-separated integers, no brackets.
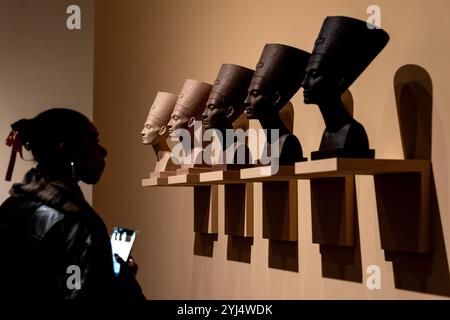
110,227,137,276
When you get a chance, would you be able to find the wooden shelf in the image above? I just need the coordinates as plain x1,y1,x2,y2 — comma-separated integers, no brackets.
141,157,432,253
199,170,242,184
167,174,203,186
237,158,429,182
240,165,296,181
295,158,430,178
142,177,169,187
295,158,431,253
142,174,204,187
143,159,430,185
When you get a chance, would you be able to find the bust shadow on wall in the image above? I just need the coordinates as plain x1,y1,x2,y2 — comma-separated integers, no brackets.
376,64,450,296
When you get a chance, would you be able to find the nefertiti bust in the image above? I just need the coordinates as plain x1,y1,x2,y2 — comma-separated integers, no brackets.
141,91,177,146
168,79,212,140
203,63,254,132
302,16,389,160
141,91,178,175
202,63,254,166
244,43,310,165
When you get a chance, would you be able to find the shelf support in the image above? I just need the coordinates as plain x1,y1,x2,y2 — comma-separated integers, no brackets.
374,167,431,253
224,183,254,237
262,180,298,241
310,176,355,246
194,185,219,234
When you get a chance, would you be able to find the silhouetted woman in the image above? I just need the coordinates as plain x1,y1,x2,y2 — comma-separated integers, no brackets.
0,108,145,302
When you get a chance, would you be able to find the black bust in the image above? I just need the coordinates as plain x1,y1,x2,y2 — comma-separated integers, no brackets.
244,43,310,165
302,16,389,160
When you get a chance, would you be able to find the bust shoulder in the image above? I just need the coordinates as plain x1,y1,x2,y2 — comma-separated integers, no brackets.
279,134,304,165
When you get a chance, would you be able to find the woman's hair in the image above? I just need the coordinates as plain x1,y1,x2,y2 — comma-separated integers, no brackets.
11,108,91,165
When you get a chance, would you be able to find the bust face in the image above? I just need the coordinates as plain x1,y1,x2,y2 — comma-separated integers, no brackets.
302,61,343,105
141,119,162,145
202,98,228,130
167,110,190,137
244,82,274,119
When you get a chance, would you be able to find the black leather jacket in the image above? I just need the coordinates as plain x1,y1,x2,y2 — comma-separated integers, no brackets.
0,169,145,302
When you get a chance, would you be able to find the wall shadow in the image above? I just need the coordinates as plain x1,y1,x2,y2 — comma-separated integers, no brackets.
385,172,450,296
279,101,294,133
341,89,354,117
268,240,298,272
377,64,450,296
227,236,253,263
394,64,432,160
193,232,217,257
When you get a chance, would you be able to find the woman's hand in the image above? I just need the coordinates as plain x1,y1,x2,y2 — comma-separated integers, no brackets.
114,254,139,277
126,255,139,277
113,253,146,300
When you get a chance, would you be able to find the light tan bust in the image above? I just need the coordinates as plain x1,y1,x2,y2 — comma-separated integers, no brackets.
141,91,178,177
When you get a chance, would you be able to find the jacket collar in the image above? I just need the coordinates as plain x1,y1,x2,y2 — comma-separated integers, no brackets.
10,168,89,214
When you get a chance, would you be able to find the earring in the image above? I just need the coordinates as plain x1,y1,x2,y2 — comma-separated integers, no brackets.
70,161,76,179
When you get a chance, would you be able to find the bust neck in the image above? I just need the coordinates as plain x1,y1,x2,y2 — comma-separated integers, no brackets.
152,135,171,161
151,136,178,173
317,97,352,133
214,123,234,151
258,111,290,143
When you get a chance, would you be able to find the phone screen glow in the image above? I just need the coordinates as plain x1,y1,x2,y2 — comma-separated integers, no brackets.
110,227,137,276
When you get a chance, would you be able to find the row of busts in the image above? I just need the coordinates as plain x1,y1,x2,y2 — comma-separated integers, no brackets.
141,16,390,178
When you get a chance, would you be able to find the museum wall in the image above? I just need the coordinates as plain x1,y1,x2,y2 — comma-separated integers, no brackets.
93,0,450,299
0,0,94,203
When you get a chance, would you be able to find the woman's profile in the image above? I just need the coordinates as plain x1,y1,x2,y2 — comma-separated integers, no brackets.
0,108,145,302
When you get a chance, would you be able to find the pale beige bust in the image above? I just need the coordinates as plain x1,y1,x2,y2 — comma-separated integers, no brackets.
168,79,212,134
141,91,178,177
167,79,212,172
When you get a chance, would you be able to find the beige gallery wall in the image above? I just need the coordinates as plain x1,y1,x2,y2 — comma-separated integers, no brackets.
0,0,93,203
93,0,450,299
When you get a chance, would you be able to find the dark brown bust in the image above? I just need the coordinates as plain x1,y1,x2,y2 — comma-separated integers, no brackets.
245,43,310,165
203,63,254,133
202,63,254,167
